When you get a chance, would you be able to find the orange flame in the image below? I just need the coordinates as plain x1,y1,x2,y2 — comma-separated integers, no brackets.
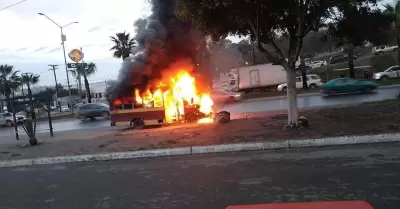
134,68,214,124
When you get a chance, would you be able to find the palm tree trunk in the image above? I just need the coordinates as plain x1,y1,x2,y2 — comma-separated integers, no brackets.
5,94,11,113
77,72,83,98
348,45,355,79
84,76,92,103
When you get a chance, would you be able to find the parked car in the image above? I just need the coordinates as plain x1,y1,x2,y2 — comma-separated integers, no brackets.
322,78,377,95
329,54,358,64
311,60,327,68
61,106,70,112
373,65,400,81
211,90,243,103
372,45,398,55
75,103,110,121
0,112,26,127
277,74,324,92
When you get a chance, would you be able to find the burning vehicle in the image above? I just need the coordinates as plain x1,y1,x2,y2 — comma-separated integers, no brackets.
110,65,214,128
107,0,227,128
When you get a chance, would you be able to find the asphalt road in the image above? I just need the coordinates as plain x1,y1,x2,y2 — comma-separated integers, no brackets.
0,86,398,136
1,143,400,209
221,87,400,114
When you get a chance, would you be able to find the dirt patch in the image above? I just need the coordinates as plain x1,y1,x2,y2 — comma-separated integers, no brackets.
95,101,400,151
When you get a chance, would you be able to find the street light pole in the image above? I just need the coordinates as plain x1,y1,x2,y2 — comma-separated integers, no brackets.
60,27,74,113
38,13,78,114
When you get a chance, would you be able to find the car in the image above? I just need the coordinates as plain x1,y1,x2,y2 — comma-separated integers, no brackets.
75,103,110,121
0,112,26,127
373,65,400,81
372,45,398,55
277,74,324,92
61,106,70,112
329,54,358,64
211,90,243,103
322,78,377,95
311,60,327,68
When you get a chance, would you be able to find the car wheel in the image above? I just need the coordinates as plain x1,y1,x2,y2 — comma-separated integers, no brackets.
79,115,86,121
381,76,389,81
282,86,288,92
131,118,145,130
309,84,318,89
102,111,110,119
6,120,13,127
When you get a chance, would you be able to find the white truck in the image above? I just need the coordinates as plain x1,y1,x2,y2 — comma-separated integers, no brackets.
228,63,287,92
372,45,398,55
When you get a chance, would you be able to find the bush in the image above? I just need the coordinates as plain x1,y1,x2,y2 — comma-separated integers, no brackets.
369,54,397,72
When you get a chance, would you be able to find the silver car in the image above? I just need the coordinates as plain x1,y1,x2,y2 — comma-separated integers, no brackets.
75,103,110,121
0,112,26,127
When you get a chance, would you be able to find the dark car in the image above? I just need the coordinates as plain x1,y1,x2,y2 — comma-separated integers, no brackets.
75,103,110,121
322,78,377,95
329,54,358,64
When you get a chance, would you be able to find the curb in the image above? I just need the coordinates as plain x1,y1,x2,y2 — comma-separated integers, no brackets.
1,133,400,168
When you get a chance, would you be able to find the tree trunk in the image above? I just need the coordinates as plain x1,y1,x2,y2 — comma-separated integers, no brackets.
284,65,299,125
5,94,11,113
397,35,400,65
300,56,308,89
84,76,92,103
348,45,355,79
77,72,83,98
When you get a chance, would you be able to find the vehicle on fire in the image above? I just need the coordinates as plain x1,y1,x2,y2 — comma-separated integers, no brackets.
109,71,214,129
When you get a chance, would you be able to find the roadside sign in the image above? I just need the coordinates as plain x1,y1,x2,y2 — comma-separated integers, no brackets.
67,63,87,68
68,49,84,62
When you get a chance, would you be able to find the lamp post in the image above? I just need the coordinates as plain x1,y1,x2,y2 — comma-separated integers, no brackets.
38,13,78,113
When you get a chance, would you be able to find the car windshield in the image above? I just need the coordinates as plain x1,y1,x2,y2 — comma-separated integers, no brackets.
385,66,398,72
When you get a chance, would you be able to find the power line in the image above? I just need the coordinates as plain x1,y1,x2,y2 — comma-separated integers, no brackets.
0,0,29,12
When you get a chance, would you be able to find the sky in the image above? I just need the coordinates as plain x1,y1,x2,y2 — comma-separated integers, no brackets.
0,0,151,86
0,0,396,87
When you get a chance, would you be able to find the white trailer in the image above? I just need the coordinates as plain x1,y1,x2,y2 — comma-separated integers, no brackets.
229,63,286,92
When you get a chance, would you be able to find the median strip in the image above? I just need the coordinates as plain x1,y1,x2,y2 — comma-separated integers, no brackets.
1,133,400,168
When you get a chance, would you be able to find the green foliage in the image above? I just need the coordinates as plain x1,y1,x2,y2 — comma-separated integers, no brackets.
328,7,392,47
0,64,20,98
369,54,397,71
110,31,136,60
175,0,378,66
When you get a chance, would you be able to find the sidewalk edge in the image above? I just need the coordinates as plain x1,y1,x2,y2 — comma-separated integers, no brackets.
1,133,399,168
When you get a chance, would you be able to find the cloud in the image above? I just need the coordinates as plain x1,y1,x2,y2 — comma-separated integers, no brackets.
33,46,49,52
88,26,101,32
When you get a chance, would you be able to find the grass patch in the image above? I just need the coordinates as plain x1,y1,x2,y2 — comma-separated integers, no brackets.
367,99,400,105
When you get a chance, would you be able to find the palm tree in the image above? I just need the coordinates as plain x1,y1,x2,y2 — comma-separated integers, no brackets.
9,74,22,98
20,73,40,101
384,1,400,63
0,65,19,112
110,31,136,60
70,62,97,103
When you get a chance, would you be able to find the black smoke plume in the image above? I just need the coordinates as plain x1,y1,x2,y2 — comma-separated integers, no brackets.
107,0,204,101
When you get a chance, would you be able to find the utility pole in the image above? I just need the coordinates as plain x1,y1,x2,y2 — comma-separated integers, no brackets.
49,64,60,111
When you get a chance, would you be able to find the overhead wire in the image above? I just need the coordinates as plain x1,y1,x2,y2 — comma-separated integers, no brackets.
0,0,29,12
